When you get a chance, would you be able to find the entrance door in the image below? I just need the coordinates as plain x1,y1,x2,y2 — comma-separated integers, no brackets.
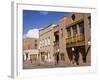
25,53,28,60
66,47,73,62
79,46,86,63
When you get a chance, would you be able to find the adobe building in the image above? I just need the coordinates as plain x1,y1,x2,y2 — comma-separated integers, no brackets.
53,17,69,65
39,24,57,64
55,13,91,66
23,38,39,62
39,13,91,66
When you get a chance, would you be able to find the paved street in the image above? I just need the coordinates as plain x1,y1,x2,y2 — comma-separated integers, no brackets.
23,60,67,69
23,60,90,69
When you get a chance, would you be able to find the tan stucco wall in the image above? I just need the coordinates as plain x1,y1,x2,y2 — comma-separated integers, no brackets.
23,38,39,50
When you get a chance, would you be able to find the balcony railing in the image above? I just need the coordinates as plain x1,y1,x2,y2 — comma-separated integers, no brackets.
66,34,85,44
53,41,59,46
53,41,59,53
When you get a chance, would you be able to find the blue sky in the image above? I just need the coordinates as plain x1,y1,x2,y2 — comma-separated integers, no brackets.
23,10,69,38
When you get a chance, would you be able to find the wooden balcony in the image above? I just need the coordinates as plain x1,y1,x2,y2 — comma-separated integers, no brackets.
53,41,59,53
53,41,59,46
66,34,85,47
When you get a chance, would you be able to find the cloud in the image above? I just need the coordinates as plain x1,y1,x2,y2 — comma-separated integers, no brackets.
24,28,39,38
40,11,49,15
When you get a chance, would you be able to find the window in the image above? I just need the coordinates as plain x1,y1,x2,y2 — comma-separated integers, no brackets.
28,44,30,49
55,35,59,41
71,14,75,21
79,22,84,35
25,53,28,59
40,40,41,48
34,44,37,49
88,16,91,28
48,37,50,45
35,39,37,43
54,31,59,41
72,25,77,36
66,27,71,37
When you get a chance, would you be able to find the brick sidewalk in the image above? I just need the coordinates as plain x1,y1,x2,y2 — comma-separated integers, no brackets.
23,60,90,69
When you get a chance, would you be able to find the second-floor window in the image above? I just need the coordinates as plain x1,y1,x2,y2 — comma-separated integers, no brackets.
66,27,71,37
35,39,37,43
72,25,77,36
34,44,37,49
88,16,91,28
28,44,30,49
48,37,50,45
79,21,84,35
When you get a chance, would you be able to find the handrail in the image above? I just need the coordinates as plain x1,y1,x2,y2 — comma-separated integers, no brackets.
53,41,59,46
66,34,85,44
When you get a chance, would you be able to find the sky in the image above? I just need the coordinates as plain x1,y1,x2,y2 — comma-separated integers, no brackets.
23,10,69,38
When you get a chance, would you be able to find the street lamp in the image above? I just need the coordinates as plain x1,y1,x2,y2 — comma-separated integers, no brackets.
88,41,91,46
57,49,60,52
72,47,75,51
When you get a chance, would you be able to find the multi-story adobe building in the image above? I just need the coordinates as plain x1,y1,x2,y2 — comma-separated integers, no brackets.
54,13,91,65
39,24,57,64
23,38,39,62
39,13,91,66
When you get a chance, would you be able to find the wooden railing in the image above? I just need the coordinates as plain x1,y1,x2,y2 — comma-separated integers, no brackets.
53,41,59,46
66,34,85,44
